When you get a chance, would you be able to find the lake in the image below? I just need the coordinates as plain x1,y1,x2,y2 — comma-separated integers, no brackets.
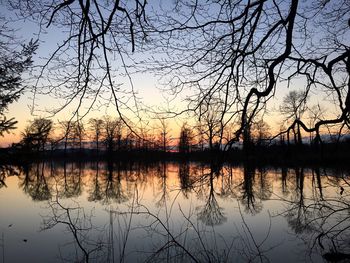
0,161,349,262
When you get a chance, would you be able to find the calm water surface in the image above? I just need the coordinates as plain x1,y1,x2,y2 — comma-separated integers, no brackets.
0,161,349,262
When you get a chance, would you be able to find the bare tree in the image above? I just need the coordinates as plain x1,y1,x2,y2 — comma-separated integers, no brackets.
157,117,171,152
58,121,71,155
147,0,350,147
251,119,271,146
280,91,307,145
103,116,120,154
197,99,223,151
73,120,85,152
58,120,85,154
20,118,53,152
3,0,349,144
6,0,148,125
178,123,193,154
88,118,104,153
307,104,325,143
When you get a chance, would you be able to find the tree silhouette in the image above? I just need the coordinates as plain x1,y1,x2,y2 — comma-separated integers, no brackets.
57,121,74,155
0,21,37,135
178,123,193,154
196,98,223,151
88,118,104,153
251,119,271,147
20,118,53,152
6,0,147,124
103,116,121,154
72,121,86,152
280,91,307,145
150,0,350,145
2,0,349,150
157,117,171,152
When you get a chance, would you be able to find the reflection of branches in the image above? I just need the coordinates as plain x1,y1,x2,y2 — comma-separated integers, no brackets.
88,162,103,202
285,168,314,234
240,165,262,215
235,202,274,263
197,168,226,226
178,162,194,198
115,200,200,263
256,168,272,201
113,188,273,263
281,167,289,196
41,196,105,263
60,162,83,198
218,165,236,199
312,168,323,201
310,174,350,258
275,168,350,260
103,162,128,204
0,165,19,188
20,163,51,201
155,162,168,208
17,161,291,262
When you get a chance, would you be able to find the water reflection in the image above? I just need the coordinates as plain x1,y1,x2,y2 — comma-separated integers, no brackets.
20,163,52,201
196,163,227,226
0,164,19,188
0,161,349,262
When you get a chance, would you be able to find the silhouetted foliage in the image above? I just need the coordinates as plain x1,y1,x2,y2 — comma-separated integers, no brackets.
178,123,193,154
0,21,38,135
20,118,53,152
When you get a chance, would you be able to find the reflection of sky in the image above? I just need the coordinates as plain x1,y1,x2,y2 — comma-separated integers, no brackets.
1,162,347,262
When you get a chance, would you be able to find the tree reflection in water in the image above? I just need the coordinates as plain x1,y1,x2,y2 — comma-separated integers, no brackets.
0,162,349,262
178,161,194,199
41,196,107,263
19,162,51,201
60,162,83,198
240,165,262,215
0,164,19,188
88,162,103,202
155,161,168,208
285,168,314,235
103,162,129,205
277,168,350,261
196,163,227,226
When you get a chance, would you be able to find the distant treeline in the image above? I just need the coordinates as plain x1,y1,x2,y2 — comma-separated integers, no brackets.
1,116,350,166
1,141,350,167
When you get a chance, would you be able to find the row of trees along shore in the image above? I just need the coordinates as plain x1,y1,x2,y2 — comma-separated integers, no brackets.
6,108,350,164
0,0,349,161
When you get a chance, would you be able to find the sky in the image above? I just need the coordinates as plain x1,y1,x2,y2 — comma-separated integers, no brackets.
0,2,181,146
0,0,347,147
